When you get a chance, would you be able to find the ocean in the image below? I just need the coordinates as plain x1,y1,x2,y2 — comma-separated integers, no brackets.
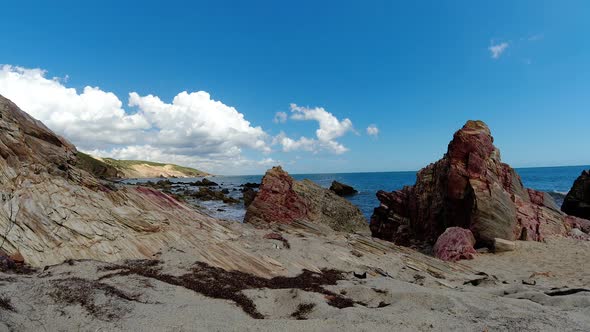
127,165,589,222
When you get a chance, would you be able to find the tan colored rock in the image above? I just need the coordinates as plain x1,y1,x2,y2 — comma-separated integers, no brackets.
0,95,279,275
493,238,516,252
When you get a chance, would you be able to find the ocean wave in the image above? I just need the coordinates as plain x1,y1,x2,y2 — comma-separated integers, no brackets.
547,190,568,197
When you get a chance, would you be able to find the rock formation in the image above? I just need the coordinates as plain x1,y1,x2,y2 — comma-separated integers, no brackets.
0,95,279,274
432,227,477,262
329,181,358,196
370,120,577,254
562,170,590,220
244,166,368,233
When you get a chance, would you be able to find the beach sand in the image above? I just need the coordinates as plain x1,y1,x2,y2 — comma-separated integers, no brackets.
1,222,588,332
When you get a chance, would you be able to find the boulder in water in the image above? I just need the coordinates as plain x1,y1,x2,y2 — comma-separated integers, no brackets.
329,181,358,196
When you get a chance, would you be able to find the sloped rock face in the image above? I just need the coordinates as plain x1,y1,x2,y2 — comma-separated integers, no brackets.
0,95,284,275
244,166,368,233
370,120,572,248
562,170,590,220
433,227,477,262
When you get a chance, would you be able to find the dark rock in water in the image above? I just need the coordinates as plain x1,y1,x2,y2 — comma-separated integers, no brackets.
433,227,477,262
144,180,173,190
187,187,239,204
241,182,261,189
329,181,358,196
562,170,590,220
242,187,257,207
244,166,368,233
190,178,219,187
221,188,230,194
370,120,571,249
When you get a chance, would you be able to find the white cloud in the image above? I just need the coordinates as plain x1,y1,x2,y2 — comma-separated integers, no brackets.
366,124,379,136
273,111,287,124
488,42,509,59
0,65,270,174
274,104,353,154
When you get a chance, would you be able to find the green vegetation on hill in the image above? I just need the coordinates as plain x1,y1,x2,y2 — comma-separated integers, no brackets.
76,152,120,179
75,152,209,178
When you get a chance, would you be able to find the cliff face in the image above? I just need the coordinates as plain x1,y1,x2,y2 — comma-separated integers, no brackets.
370,120,577,248
0,95,273,274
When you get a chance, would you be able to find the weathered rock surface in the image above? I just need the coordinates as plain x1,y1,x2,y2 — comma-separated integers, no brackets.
562,170,590,220
433,227,477,262
0,95,281,274
370,120,573,249
244,166,368,233
329,181,358,196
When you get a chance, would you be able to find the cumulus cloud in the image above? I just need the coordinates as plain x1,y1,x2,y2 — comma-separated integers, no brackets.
273,111,287,124
488,42,509,59
0,65,270,173
366,124,379,137
273,104,353,154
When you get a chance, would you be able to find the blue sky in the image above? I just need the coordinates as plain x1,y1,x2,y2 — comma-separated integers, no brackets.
1,1,589,174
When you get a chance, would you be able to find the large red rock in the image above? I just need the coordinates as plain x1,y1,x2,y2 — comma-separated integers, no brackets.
433,227,477,262
244,166,368,233
370,120,572,248
243,166,310,225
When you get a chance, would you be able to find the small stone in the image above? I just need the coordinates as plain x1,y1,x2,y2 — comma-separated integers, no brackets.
476,247,490,254
522,279,536,286
494,238,515,253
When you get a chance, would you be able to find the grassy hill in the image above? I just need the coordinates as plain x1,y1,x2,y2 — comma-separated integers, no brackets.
76,152,210,179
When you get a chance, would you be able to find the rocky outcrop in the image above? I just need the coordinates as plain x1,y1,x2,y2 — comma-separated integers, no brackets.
244,166,368,233
0,95,281,275
329,181,358,196
562,170,590,220
433,227,477,262
370,120,574,250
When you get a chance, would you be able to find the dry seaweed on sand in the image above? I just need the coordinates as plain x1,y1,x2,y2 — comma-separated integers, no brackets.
0,295,15,312
291,303,315,320
100,259,359,319
49,277,144,321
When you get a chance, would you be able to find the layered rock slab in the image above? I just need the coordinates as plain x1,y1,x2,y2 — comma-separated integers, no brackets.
244,166,368,233
0,95,282,275
370,120,574,252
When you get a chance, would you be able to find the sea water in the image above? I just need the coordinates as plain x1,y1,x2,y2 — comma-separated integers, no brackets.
127,165,589,222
